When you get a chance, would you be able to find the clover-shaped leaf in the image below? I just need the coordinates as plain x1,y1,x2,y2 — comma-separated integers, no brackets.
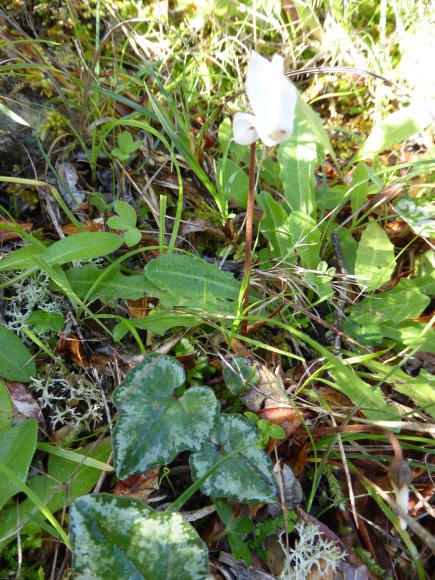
190,414,277,503
112,131,142,161
107,201,141,247
122,227,142,247
112,355,220,479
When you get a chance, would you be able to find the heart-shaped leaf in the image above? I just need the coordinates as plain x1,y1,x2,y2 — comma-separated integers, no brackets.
190,414,277,503
70,494,209,579
112,356,220,479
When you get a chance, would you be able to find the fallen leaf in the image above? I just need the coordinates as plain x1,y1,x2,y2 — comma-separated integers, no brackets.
56,335,89,368
127,297,149,318
317,386,354,408
0,219,33,242
6,381,45,428
113,466,160,501
241,365,290,411
268,462,303,517
62,219,105,235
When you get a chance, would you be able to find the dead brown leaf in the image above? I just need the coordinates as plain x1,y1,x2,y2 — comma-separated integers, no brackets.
0,218,33,241
6,381,45,428
113,466,160,501
241,365,290,411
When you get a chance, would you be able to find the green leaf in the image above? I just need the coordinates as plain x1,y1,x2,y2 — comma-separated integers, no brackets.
355,221,395,290
113,311,200,340
117,130,142,154
65,264,149,301
0,245,45,273
214,498,253,566
296,94,337,162
327,364,399,420
0,420,37,510
360,103,432,158
111,148,129,161
343,315,384,347
1,233,123,276
278,101,320,216
27,310,64,333
0,102,31,126
106,215,128,230
112,356,220,479
337,227,358,275
350,163,370,222
217,158,249,208
361,361,435,418
144,253,241,315
257,191,293,262
0,379,12,432
110,200,138,228
122,227,142,247
362,278,430,321
380,321,435,352
305,261,335,300
0,324,36,382
190,414,277,503
0,438,111,552
222,356,259,395
394,195,435,238
268,424,286,439
288,210,321,270
70,494,209,580
41,232,124,265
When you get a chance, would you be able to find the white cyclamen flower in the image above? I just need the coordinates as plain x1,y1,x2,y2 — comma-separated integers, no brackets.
233,51,297,147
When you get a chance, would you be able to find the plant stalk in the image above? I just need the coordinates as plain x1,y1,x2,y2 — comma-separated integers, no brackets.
241,142,256,336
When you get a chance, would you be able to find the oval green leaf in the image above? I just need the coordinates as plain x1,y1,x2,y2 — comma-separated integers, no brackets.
41,232,124,265
144,253,241,314
70,494,209,580
355,221,395,290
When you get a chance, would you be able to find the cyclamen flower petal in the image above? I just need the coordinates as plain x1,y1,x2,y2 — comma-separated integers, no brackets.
233,51,297,147
233,112,259,145
395,484,410,530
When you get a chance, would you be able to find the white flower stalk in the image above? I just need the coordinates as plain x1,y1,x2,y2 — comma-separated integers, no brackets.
233,51,297,147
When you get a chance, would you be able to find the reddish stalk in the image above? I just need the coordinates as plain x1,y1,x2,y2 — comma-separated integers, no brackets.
241,142,256,336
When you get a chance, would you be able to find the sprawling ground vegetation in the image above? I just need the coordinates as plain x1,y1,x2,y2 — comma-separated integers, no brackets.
0,0,434,578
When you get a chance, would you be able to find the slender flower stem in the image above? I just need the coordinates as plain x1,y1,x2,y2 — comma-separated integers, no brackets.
241,142,256,336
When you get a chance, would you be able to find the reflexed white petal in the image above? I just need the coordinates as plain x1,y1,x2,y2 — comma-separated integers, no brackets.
232,112,259,145
395,484,409,530
270,54,285,75
245,52,273,125
245,51,297,147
